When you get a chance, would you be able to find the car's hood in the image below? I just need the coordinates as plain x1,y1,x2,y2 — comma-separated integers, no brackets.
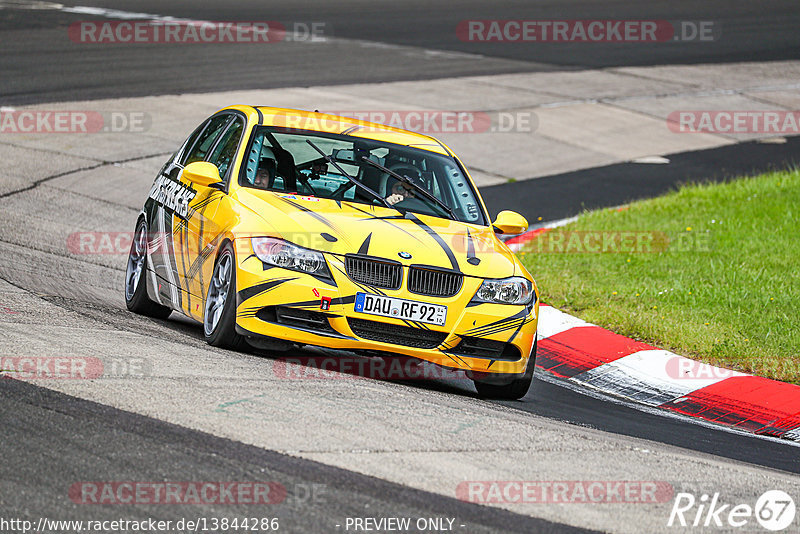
233,189,518,278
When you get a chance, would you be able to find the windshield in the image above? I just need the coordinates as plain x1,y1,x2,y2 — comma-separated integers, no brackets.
239,127,487,225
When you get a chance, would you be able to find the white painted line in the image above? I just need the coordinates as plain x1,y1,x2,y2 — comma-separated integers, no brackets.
631,156,670,164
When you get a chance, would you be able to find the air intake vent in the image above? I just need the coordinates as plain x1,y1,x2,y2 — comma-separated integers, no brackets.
407,267,463,297
345,255,402,289
348,318,447,349
449,336,521,361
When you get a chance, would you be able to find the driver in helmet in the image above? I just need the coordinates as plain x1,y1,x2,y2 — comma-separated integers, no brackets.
384,162,424,205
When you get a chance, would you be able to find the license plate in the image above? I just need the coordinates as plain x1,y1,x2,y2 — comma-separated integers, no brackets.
354,292,447,326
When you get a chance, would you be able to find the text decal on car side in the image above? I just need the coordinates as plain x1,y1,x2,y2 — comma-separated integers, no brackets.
148,174,197,219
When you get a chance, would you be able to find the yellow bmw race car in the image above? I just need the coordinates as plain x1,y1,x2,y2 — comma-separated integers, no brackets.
125,105,539,399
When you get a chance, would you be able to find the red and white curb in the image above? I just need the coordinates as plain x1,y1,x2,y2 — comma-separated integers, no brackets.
535,305,800,441
505,216,578,253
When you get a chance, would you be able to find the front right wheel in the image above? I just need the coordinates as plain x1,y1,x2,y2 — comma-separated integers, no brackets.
472,338,537,400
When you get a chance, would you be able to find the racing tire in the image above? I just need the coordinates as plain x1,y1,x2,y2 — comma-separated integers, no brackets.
472,339,536,400
124,218,172,319
204,242,248,351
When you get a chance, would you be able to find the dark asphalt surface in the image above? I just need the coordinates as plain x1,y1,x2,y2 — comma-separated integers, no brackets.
1,0,799,105
2,1,800,531
0,377,592,534
482,136,800,222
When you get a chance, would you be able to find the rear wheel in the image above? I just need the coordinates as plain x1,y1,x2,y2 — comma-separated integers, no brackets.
204,242,248,350
124,218,172,319
473,339,537,400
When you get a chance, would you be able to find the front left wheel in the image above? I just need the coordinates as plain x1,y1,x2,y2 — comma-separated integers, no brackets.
125,218,172,319
204,242,248,350
472,338,537,400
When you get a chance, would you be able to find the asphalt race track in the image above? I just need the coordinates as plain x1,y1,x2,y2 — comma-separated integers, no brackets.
2,0,800,105
2,2,800,533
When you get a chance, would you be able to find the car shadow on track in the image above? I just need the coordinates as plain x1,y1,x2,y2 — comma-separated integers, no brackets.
127,311,800,474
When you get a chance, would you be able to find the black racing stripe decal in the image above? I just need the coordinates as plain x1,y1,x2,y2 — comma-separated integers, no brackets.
237,277,298,303
177,201,191,312
400,319,416,329
467,318,526,338
196,197,218,303
186,244,216,280
176,190,222,233
275,196,338,232
506,315,536,344
441,352,464,367
349,206,405,220
309,271,338,288
333,264,386,296
452,354,471,368
466,229,480,266
348,205,424,242
358,233,372,255
406,213,460,272
238,305,261,319
464,309,528,337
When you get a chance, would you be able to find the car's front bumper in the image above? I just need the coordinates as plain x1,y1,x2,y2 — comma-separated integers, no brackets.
233,248,538,375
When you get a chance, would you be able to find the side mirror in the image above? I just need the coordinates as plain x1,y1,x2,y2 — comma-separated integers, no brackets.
183,161,223,188
492,210,528,235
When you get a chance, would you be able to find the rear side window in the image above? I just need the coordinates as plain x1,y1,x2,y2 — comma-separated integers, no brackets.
207,117,244,180
183,115,231,165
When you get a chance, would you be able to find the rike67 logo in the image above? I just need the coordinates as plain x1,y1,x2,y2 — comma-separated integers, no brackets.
668,490,796,531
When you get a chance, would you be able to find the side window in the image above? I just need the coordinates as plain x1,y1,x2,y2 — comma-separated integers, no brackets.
183,115,232,165
207,117,244,180
176,126,204,166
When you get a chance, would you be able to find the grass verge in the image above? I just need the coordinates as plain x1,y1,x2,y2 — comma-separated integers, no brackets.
520,168,800,383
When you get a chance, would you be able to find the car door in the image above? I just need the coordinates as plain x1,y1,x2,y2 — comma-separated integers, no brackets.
178,114,246,320
146,113,232,315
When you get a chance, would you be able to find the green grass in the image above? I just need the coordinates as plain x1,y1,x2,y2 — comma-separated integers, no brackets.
520,169,800,383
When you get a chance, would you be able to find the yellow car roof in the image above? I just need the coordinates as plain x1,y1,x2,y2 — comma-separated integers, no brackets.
242,106,453,156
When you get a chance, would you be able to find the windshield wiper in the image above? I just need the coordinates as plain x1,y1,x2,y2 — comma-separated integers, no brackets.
305,140,395,210
360,157,455,220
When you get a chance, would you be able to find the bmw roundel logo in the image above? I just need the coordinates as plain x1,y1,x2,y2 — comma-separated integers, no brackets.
398,251,412,259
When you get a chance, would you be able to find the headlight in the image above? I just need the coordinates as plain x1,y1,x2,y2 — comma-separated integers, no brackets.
252,237,329,275
472,276,534,305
